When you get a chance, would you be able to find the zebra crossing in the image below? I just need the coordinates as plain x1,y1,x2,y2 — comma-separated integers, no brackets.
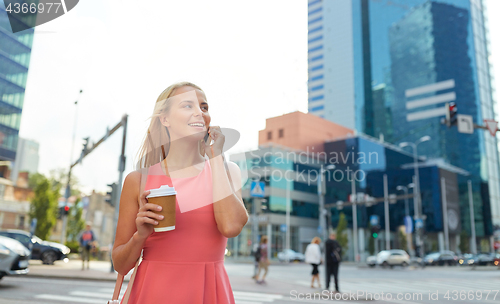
296,278,500,302
34,288,284,304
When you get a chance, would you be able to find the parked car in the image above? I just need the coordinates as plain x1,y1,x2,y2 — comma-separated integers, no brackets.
366,255,377,267
0,235,30,281
458,253,474,266
472,253,499,266
0,230,70,265
376,250,410,268
277,249,305,262
423,251,458,266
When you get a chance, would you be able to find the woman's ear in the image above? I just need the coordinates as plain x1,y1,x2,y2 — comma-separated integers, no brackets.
160,115,170,127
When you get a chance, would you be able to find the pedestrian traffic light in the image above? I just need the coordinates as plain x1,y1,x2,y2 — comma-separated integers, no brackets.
106,183,117,206
445,102,458,127
64,205,70,215
371,225,380,238
58,205,70,218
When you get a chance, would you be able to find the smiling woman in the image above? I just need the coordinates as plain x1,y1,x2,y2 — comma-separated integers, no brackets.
110,82,248,304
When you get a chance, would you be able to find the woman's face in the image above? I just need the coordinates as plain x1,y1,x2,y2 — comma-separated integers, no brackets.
160,86,211,141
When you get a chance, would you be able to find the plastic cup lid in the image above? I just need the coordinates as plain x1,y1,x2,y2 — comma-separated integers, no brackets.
146,185,177,198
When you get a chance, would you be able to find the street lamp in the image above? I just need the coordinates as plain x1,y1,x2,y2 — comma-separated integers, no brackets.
396,185,412,256
399,135,430,258
319,164,336,244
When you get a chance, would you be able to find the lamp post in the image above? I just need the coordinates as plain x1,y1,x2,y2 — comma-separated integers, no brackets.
397,185,412,256
399,135,430,258
318,164,336,244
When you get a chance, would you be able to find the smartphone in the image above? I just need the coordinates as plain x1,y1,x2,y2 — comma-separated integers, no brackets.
204,127,210,143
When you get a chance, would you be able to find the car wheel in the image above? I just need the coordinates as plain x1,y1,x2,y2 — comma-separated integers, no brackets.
382,261,389,268
42,251,58,265
401,262,408,267
369,264,375,268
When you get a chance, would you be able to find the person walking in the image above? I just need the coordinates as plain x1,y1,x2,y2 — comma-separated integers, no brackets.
255,236,269,284
325,232,342,293
79,222,96,270
304,237,322,288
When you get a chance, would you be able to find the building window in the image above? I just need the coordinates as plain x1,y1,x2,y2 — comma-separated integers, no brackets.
267,131,272,140
279,129,284,138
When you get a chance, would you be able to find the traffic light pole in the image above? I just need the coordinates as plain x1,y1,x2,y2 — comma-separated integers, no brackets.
60,115,128,248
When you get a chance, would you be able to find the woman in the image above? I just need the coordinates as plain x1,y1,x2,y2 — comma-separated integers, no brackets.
304,237,322,288
255,235,269,284
112,82,248,303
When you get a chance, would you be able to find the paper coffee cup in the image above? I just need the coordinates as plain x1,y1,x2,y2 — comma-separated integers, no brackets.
146,185,177,232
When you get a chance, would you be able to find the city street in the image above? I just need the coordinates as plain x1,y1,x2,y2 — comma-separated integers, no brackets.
0,260,499,303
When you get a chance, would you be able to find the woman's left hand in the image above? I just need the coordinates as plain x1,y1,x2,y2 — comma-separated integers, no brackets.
204,126,225,158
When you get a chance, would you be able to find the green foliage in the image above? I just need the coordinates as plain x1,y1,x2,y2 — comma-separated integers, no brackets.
398,230,407,251
65,240,80,253
459,230,470,253
480,239,490,253
66,198,85,243
48,168,81,197
28,173,60,240
336,212,348,258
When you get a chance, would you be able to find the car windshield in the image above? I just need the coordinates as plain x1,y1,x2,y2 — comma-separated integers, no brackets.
426,253,440,258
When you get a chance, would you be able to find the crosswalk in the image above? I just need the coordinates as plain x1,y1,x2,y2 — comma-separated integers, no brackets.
296,278,500,303
34,288,284,304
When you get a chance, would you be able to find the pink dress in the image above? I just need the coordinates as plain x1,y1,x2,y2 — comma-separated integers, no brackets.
123,158,235,304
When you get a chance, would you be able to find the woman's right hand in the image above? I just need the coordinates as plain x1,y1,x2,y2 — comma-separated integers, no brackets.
135,190,164,240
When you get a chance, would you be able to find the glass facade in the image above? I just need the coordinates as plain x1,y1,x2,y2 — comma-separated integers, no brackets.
0,2,34,161
310,0,500,235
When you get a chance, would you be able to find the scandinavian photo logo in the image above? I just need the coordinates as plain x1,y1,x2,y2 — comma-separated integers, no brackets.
4,0,79,33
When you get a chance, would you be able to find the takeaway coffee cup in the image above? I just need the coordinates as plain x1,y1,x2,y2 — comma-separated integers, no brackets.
146,185,177,232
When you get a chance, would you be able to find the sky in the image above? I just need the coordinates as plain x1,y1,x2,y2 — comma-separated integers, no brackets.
13,0,500,195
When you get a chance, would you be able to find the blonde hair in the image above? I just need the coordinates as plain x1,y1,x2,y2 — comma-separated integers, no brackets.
135,81,205,170
311,237,321,244
260,235,268,244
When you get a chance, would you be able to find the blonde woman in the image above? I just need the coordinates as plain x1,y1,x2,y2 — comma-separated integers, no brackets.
255,235,269,284
304,237,322,288
111,82,248,303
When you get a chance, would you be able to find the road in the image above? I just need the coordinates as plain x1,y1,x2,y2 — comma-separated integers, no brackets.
0,261,499,303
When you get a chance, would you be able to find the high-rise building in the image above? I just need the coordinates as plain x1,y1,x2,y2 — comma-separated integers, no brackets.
308,0,499,237
0,2,35,162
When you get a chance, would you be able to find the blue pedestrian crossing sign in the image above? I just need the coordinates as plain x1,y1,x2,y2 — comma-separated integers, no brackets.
404,216,413,233
250,181,265,198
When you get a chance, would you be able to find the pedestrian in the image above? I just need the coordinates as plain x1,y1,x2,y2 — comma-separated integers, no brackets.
111,82,248,303
251,243,260,280
255,235,269,284
79,222,96,270
305,237,322,288
325,232,342,293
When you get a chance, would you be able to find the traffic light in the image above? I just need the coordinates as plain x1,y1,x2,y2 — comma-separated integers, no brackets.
58,205,70,218
106,183,117,206
445,102,458,127
371,225,380,238
64,205,70,215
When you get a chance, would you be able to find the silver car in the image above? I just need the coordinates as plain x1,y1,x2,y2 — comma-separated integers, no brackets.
376,249,410,268
0,235,30,281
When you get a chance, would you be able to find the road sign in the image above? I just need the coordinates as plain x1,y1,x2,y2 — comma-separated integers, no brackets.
457,114,474,134
484,119,498,136
404,216,413,233
280,224,287,232
415,218,424,229
250,181,265,198
370,215,379,226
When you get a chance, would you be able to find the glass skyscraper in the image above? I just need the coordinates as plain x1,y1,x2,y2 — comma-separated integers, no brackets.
0,2,35,162
308,0,499,237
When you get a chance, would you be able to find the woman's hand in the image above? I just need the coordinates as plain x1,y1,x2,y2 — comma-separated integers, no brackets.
204,126,225,158
135,190,164,240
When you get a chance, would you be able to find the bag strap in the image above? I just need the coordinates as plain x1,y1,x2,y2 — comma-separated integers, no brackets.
111,252,141,302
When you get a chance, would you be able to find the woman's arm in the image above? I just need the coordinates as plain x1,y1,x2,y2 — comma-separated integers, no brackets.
111,171,163,275
211,156,248,238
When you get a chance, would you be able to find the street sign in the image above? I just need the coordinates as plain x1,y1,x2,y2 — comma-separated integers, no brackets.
404,216,413,233
250,181,265,198
280,224,287,232
30,218,37,236
415,218,424,229
484,119,498,136
457,114,474,134
370,215,379,226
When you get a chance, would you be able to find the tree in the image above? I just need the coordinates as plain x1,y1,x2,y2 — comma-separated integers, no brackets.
336,212,348,258
459,230,470,253
398,230,407,251
48,168,81,197
28,173,60,240
66,198,85,242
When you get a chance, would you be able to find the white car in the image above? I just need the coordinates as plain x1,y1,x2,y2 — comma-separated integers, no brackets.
277,249,305,262
0,236,30,281
366,255,377,267
376,250,410,268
